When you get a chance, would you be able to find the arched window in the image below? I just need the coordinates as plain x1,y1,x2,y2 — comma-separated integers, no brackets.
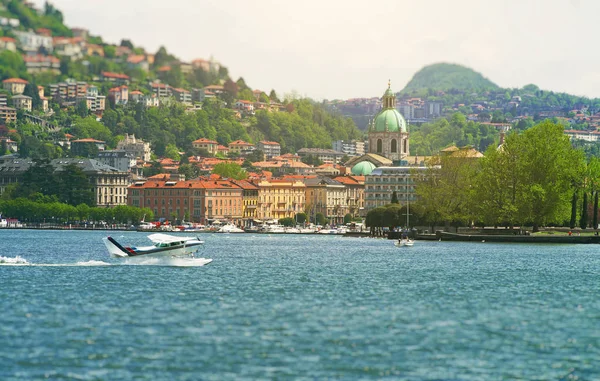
391,139,397,153
403,139,408,153
377,139,382,153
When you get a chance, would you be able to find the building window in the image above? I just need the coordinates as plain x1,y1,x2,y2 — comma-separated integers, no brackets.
376,139,382,153
391,139,397,153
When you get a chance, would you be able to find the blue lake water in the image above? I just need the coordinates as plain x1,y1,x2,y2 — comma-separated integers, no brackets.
1,229,599,380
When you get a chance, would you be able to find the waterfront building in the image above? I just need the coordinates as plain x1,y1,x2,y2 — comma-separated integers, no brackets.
367,82,409,162
304,176,348,225
0,158,129,206
256,179,305,221
333,175,366,217
364,166,428,210
231,179,259,226
127,179,243,224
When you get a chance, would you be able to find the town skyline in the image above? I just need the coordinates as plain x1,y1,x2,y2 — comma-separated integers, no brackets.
31,0,600,100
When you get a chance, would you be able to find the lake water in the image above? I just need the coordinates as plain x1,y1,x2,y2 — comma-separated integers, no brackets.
1,229,599,380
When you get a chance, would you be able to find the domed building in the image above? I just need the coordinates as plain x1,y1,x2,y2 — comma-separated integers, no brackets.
351,161,376,176
367,82,409,162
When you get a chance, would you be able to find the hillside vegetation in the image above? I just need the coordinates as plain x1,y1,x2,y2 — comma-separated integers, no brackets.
400,63,499,93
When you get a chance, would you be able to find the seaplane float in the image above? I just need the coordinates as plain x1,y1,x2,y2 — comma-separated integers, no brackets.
103,233,212,264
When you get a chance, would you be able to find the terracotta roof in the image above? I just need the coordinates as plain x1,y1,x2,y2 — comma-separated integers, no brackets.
129,90,143,95
151,83,169,88
101,71,130,80
259,140,280,145
23,55,59,63
72,138,105,143
2,78,28,84
228,140,253,146
193,138,218,144
157,66,171,72
0,37,16,43
127,55,146,64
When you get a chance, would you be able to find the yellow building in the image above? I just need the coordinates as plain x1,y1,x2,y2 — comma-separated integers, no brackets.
232,180,259,226
256,179,305,221
304,176,348,225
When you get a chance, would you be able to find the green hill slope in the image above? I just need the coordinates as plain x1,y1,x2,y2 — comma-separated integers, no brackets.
401,63,499,93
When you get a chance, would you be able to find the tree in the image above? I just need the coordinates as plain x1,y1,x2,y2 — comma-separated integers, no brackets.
343,213,352,224
595,191,599,230
296,212,307,224
76,99,89,118
245,149,264,163
278,217,295,227
315,212,327,226
211,162,247,180
391,191,399,204
580,192,588,229
120,39,134,49
570,191,578,229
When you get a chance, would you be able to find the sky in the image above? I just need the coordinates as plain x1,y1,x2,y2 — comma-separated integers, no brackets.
32,0,600,100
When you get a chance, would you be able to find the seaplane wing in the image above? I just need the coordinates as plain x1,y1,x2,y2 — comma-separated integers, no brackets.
147,233,202,244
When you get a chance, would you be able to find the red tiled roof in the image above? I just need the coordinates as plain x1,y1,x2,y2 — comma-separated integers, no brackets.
157,66,171,72
0,37,16,43
259,140,280,145
101,71,130,80
228,140,253,146
193,138,218,144
129,90,143,95
127,55,146,64
2,78,28,84
23,55,59,63
151,83,169,88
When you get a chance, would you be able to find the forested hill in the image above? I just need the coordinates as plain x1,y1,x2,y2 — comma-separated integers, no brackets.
0,0,362,158
400,63,499,93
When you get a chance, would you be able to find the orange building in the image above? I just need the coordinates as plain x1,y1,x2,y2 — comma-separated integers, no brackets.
127,179,243,224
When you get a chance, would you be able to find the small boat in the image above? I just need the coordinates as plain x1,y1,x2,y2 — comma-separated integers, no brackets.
217,224,245,233
284,227,301,234
395,238,415,247
103,233,207,259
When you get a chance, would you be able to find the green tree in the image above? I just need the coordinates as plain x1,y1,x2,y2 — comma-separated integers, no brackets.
211,162,247,180
315,212,327,226
296,212,307,224
391,191,399,204
580,192,588,229
278,217,295,227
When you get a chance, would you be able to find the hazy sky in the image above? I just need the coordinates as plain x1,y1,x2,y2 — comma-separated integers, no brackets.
32,0,600,100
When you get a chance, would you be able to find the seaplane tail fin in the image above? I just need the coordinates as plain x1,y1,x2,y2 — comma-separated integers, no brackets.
103,237,130,257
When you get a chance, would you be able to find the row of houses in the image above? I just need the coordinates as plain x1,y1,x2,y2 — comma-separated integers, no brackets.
127,174,367,226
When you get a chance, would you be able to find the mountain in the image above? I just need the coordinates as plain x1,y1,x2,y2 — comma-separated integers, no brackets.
400,63,499,93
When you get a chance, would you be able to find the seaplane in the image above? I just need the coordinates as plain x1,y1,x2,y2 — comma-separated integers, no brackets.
103,233,211,263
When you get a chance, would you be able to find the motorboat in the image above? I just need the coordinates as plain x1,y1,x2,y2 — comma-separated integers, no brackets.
299,227,316,234
284,227,301,234
395,238,415,247
217,224,245,233
317,228,339,235
261,224,286,234
103,233,207,259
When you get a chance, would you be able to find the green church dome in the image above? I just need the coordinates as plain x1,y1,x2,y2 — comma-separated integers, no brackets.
351,161,376,176
373,108,407,133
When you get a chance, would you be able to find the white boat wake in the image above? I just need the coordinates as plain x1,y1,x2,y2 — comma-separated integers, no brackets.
0,256,212,267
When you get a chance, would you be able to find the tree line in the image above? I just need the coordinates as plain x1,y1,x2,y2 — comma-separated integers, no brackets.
367,121,596,232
